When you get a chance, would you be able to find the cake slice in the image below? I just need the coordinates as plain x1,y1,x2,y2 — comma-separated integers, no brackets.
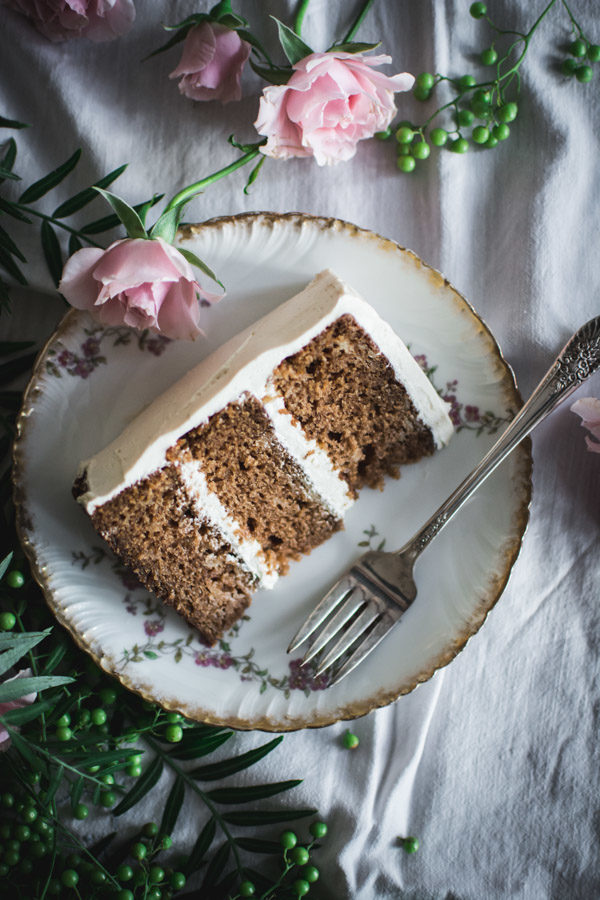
74,270,453,644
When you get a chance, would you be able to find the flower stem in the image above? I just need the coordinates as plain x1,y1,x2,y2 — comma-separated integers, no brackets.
294,0,312,36
164,145,263,213
11,203,103,248
343,0,377,43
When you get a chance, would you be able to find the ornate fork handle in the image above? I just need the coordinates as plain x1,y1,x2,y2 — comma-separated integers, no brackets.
401,315,600,561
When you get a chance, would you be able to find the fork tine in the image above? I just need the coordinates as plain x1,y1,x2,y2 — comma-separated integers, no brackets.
314,603,382,676
287,576,355,653
327,614,396,685
300,586,367,665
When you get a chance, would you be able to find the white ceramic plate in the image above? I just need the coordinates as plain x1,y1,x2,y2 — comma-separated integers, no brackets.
14,213,531,731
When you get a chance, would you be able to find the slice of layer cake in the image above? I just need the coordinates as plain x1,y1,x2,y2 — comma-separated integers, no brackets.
74,270,453,644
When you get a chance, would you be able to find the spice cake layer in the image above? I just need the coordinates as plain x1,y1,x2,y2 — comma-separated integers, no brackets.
75,270,454,644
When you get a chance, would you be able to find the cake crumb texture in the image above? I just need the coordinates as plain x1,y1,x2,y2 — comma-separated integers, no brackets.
168,394,342,573
272,315,435,492
91,466,253,645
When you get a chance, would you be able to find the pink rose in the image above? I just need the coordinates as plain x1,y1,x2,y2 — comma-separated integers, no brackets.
571,397,600,454
4,0,135,42
255,51,414,166
170,21,251,103
59,237,221,341
0,669,37,751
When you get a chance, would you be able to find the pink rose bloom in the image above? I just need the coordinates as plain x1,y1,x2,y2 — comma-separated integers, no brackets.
571,397,600,454
255,51,414,166
59,237,221,341
4,0,135,42
0,669,37,751
170,21,251,103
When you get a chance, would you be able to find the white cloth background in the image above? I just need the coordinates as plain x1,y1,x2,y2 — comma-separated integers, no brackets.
1,1,599,898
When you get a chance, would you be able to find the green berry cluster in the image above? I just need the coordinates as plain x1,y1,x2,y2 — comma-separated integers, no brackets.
560,37,599,82
232,821,328,899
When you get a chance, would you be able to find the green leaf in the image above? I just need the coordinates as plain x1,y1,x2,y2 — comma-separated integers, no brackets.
0,223,26,262
222,807,317,827
1,696,55,726
113,755,163,815
52,164,128,219
159,774,185,835
42,640,69,674
0,245,27,285
68,233,83,256
70,775,84,811
0,196,32,223
18,149,82,204
271,16,313,65
235,837,282,855
89,831,117,857
249,57,293,85
7,730,44,772
0,351,37,385
183,817,216,877
0,138,17,175
329,40,381,53
190,735,283,782
0,674,72,702
81,195,162,236
41,220,63,287
0,629,51,677
0,168,19,182
0,551,13,580
137,193,164,226
218,13,248,28
200,841,230,890
143,22,198,61
207,779,302,805
176,248,223,289
149,205,182,244
244,156,266,195
94,188,147,240
169,728,233,761
61,747,141,768
45,763,65,807
0,116,29,129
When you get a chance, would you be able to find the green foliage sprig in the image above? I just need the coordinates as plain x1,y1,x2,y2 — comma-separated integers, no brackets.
380,0,598,171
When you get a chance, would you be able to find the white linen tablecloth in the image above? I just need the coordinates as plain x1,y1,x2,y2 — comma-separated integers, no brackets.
1,2,599,897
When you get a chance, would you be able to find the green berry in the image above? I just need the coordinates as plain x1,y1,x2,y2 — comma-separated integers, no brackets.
55,726,73,742
588,44,600,62
280,830,298,850
480,47,498,66
166,712,182,724
0,864,8,877
309,822,328,839
469,2,487,18
74,803,88,820
450,137,469,153
401,836,420,853
4,849,19,867
569,38,587,58
457,109,475,127
343,730,360,749
302,865,320,883
395,125,414,144
412,141,430,160
374,127,392,140
458,74,476,90
239,881,255,897
91,870,107,885
87,765,100,774
492,123,510,141
29,841,48,859
147,889,162,900
0,612,16,631
47,879,62,896
56,713,71,727
91,708,107,726
415,72,435,91
19,858,34,875
471,100,491,119
78,709,91,726
2,792,14,808
14,825,30,841
117,864,134,882
561,57,579,76
116,891,134,900
99,790,116,808
132,841,147,860
170,872,187,890
430,127,448,147
6,570,25,589
129,754,143,766
293,880,310,897
472,125,490,144
159,835,173,850
61,869,79,888
149,865,165,883
164,724,183,743
99,687,117,705
143,822,159,838
413,85,431,101
291,846,310,866
126,764,142,777
497,102,518,123
397,155,416,173
576,65,593,83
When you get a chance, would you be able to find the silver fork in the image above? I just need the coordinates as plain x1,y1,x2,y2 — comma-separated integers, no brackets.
288,315,600,686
